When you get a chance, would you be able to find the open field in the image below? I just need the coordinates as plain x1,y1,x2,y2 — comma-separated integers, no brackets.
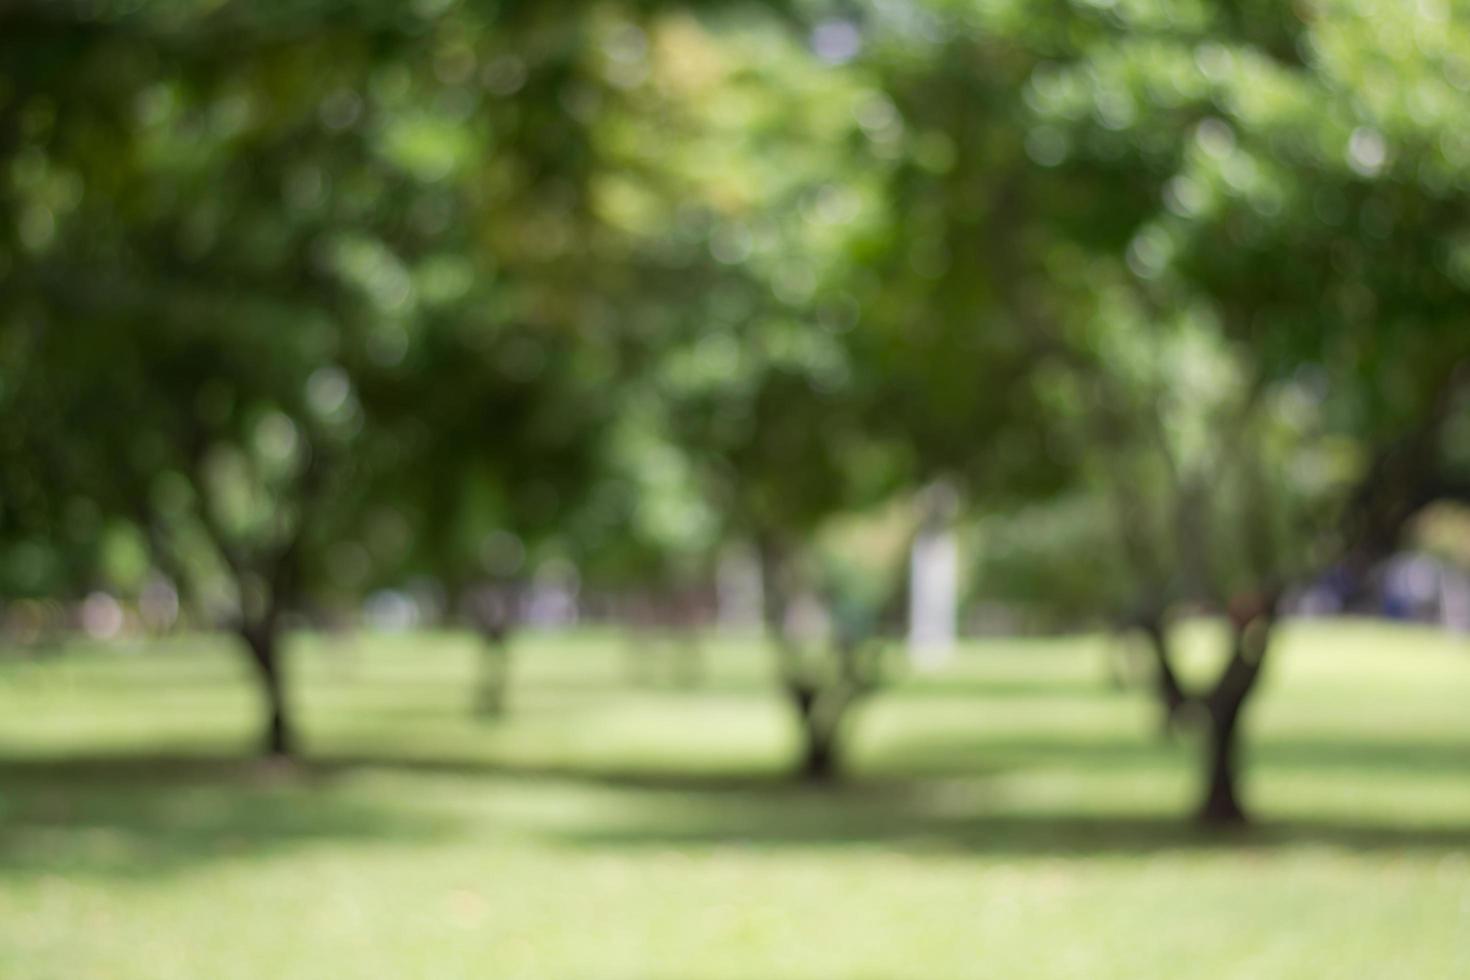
1,621,1468,979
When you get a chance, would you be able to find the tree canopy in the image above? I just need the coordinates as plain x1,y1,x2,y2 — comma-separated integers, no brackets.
3,0,1468,817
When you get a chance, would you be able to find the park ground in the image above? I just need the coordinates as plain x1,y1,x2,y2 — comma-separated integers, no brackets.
1,621,1468,979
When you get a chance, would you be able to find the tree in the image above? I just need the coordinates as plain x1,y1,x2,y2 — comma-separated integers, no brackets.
0,0,636,750
574,11,911,780
2,1,806,741
1,3,418,756
1019,0,1470,821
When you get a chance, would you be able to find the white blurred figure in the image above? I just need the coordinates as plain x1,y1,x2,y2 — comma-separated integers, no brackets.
908,481,960,670
1440,566,1470,633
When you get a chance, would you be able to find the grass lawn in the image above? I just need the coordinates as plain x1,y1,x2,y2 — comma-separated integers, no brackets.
1,620,1468,979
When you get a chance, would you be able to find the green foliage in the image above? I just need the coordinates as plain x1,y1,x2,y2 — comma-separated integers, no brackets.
1032,0,1470,422
5,0,1470,626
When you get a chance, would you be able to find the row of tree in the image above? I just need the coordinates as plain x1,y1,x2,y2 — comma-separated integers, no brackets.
3,0,1469,823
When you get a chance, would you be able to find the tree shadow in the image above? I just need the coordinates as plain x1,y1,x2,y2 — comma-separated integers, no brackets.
870,729,1470,778
548,790,1470,858
322,752,967,798
289,751,1470,857
313,752,1470,858
888,676,1125,700
0,754,454,882
3,738,1466,887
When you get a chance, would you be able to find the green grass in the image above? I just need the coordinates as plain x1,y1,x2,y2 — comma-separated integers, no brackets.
1,621,1468,979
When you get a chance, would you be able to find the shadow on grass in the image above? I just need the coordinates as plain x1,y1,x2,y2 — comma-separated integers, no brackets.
0,755,454,882
550,800,1470,857
2,741,1467,885
302,752,1470,856
870,730,1470,778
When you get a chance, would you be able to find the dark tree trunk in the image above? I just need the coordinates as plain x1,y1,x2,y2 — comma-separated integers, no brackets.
790,684,840,783
758,537,861,784
1196,605,1276,826
800,721,838,782
475,627,512,717
1199,700,1246,824
241,624,294,759
461,582,518,718
1140,616,1191,734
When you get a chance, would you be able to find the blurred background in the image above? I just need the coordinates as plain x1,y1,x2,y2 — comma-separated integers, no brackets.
2,1,1470,976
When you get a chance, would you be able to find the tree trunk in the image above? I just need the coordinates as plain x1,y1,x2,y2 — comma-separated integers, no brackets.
799,719,838,782
791,685,840,783
241,624,294,759
1140,616,1190,734
1199,701,1246,824
461,582,517,718
759,538,854,784
1196,607,1275,825
475,628,512,717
